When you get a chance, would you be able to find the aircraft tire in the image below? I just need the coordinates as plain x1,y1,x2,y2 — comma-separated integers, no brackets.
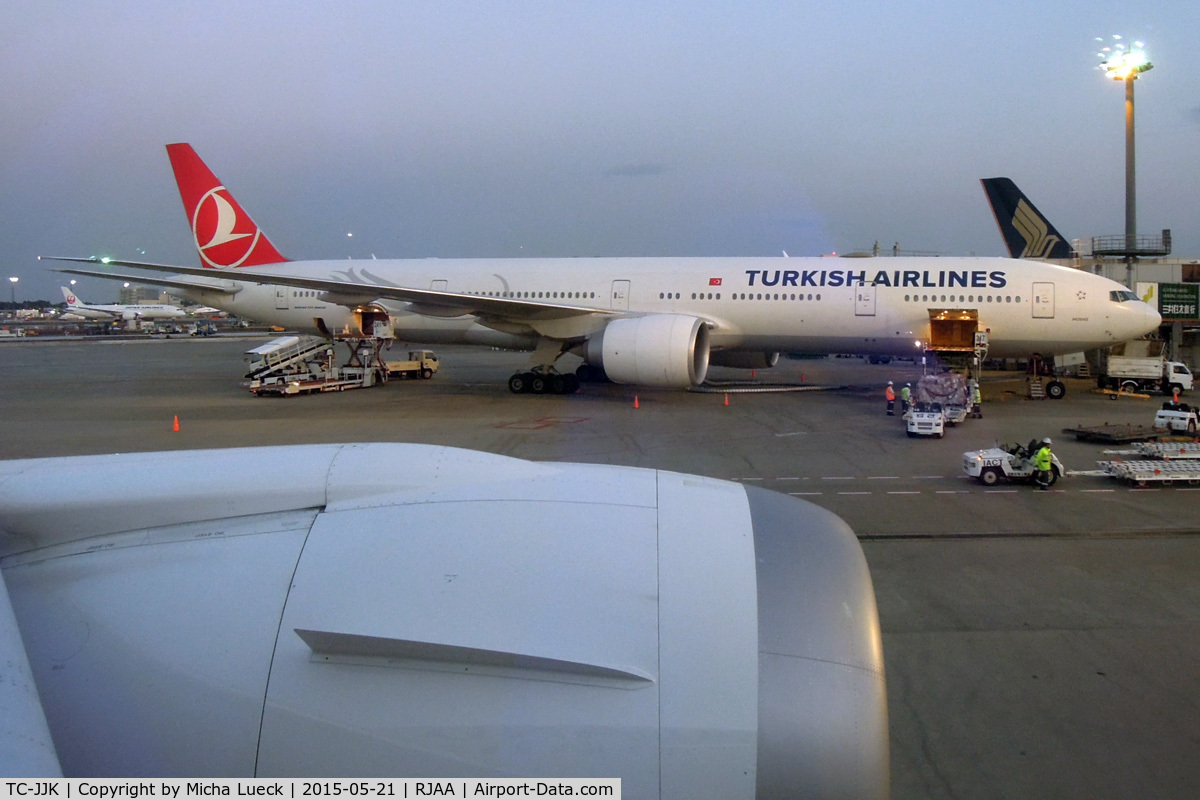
550,375,567,394
530,375,550,394
508,373,531,394
564,374,581,394
1046,380,1066,400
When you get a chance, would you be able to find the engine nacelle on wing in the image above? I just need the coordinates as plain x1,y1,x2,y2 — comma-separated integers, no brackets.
120,310,140,321
586,314,710,388
709,351,781,370
0,444,888,798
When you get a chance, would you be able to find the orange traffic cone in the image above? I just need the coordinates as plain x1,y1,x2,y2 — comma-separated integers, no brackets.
751,369,756,378
723,393,730,406
634,395,640,409
172,415,180,432
801,373,805,382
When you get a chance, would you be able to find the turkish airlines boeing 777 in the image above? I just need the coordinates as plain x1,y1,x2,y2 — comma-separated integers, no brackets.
46,144,1160,394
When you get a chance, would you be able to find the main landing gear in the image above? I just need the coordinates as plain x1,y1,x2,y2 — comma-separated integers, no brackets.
508,371,582,394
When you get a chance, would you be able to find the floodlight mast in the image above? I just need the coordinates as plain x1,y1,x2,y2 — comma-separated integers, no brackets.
1099,39,1153,287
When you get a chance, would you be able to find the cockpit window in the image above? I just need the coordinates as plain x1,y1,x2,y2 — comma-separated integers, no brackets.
1109,290,1141,303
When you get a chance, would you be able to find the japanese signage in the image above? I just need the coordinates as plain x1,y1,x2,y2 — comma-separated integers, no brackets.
1158,283,1199,320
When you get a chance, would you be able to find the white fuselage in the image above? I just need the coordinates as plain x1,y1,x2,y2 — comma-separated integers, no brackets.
65,302,188,321
175,256,1160,358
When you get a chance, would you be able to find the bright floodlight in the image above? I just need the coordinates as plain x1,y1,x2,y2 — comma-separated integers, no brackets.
7,277,16,284
1098,35,1152,80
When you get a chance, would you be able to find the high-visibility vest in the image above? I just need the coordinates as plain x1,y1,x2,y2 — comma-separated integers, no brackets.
1034,446,1052,470
886,386,896,401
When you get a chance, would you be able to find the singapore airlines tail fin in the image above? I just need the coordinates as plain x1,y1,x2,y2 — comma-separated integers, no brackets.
980,177,1073,260
165,143,288,269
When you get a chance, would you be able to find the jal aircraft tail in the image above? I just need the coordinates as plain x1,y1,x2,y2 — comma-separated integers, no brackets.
980,177,1073,260
61,286,82,307
166,143,288,269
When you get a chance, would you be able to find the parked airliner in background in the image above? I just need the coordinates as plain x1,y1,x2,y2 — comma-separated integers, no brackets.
0,443,888,795
59,285,187,322
45,144,1160,394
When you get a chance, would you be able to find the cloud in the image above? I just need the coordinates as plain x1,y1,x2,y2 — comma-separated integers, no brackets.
603,163,669,178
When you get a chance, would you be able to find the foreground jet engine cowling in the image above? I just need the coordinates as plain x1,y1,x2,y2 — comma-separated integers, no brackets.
0,443,887,798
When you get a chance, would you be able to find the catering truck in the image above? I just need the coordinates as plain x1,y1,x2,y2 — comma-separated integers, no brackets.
1098,340,1193,395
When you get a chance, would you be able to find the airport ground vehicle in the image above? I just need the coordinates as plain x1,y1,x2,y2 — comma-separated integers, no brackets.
1098,341,1193,395
1100,442,1200,485
386,349,439,379
913,372,973,426
963,441,1065,486
245,335,388,396
905,402,945,438
1154,402,1199,434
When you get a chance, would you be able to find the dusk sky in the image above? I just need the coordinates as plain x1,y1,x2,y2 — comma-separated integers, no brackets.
4,1,1197,302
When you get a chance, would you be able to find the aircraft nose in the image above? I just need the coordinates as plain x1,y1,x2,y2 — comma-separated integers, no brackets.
1146,303,1163,331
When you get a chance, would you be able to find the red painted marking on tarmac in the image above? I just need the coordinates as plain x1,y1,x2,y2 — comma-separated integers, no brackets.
493,416,590,430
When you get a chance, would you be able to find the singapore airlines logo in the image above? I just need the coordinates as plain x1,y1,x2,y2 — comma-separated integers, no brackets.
1011,199,1061,259
191,186,263,268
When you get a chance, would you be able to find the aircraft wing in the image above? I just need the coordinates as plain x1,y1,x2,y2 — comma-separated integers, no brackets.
41,256,616,323
0,443,888,790
48,264,242,296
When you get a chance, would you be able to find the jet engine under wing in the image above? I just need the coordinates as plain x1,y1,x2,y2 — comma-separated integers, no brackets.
40,256,617,325
0,443,888,797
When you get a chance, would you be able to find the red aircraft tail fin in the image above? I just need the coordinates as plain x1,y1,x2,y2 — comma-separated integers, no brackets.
166,143,287,268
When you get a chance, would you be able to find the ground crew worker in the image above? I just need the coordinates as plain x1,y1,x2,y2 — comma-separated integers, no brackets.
1034,437,1053,490
885,381,896,416
900,383,912,413
971,380,983,418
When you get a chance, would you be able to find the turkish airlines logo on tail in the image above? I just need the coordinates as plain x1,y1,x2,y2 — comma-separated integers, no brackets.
709,277,722,286
192,186,265,268
1012,199,1061,259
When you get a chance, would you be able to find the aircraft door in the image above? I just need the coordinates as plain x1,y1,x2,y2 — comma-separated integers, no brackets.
431,280,448,292
611,280,630,310
855,285,876,316
1032,282,1055,318
275,287,290,310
